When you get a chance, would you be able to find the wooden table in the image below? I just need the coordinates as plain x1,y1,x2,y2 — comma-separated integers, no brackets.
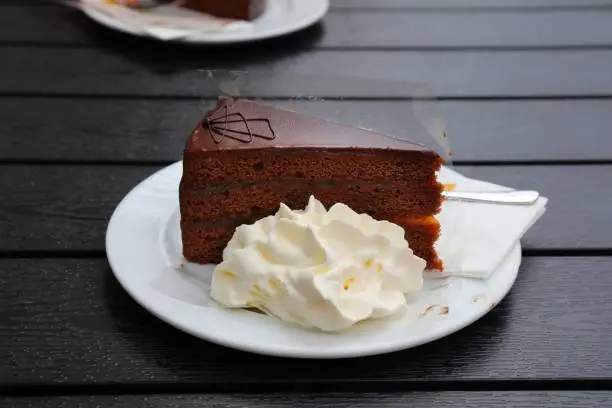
2,1,612,407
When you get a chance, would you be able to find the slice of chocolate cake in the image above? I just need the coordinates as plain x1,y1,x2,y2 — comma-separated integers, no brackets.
180,0,265,21
179,98,445,270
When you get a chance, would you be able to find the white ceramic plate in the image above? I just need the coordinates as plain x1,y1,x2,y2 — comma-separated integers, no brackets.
106,161,521,358
81,0,329,44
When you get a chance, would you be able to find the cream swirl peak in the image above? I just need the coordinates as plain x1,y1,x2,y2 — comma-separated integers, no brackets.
210,196,426,331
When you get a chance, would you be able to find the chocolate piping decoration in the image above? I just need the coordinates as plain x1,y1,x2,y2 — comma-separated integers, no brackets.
203,104,276,144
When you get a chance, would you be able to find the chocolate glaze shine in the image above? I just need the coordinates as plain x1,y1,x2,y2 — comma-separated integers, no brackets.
186,98,433,153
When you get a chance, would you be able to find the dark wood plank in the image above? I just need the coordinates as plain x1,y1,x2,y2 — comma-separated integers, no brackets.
2,47,612,97
324,10,612,48
3,392,612,408
2,98,611,162
0,164,606,253
1,257,611,385
5,6,612,48
330,0,612,9
0,0,50,5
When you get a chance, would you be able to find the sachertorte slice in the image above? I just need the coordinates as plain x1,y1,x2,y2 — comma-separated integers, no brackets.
179,98,445,270
180,0,265,21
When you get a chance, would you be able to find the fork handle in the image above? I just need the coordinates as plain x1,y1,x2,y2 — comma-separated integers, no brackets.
442,190,540,205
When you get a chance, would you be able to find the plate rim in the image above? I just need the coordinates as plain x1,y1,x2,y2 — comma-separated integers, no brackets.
80,0,330,44
106,161,522,359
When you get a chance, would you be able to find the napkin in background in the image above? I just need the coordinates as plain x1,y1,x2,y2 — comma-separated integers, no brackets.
433,167,548,279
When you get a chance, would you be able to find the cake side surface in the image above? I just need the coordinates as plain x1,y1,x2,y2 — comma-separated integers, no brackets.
180,179,443,220
182,147,440,186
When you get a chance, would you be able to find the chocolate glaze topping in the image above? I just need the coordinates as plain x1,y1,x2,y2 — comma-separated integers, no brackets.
187,98,434,153
203,103,276,144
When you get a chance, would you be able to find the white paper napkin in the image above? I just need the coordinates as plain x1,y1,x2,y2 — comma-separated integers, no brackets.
73,0,254,41
433,167,548,279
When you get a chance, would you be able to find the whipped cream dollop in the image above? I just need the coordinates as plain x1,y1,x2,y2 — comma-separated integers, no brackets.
210,196,426,331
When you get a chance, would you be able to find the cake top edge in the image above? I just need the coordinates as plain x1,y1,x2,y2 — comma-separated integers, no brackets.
185,98,437,154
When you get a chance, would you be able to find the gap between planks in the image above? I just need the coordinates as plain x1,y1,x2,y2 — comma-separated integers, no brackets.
2,379,612,398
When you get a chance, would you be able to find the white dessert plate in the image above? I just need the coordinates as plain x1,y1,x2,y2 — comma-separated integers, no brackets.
106,161,521,359
80,0,329,44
